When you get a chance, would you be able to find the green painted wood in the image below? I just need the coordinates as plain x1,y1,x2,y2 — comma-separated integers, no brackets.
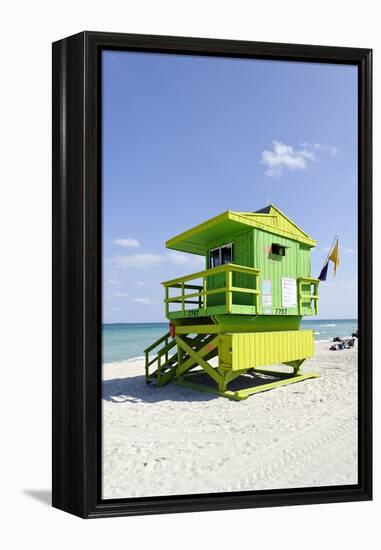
175,335,221,385
146,205,321,399
173,315,302,334
214,314,302,332
163,206,318,319
175,336,217,376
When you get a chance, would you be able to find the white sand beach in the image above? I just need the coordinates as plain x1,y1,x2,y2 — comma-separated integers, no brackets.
102,340,357,499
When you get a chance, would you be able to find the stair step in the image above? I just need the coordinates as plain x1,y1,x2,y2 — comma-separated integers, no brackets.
149,366,174,376
145,331,218,386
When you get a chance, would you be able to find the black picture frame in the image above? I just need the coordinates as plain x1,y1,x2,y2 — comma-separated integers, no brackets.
52,31,372,519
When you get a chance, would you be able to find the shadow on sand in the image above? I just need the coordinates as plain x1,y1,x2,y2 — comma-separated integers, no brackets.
102,374,217,403
102,371,289,404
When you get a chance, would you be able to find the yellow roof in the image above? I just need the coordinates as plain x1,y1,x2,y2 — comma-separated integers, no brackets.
166,205,316,254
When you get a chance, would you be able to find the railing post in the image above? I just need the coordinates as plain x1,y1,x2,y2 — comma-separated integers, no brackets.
298,280,301,315
226,267,232,313
310,283,313,313
177,343,182,375
203,275,207,312
157,354,161,383
165,285,169,317
315,281,319,315
256,273,260,313
162,264,263,318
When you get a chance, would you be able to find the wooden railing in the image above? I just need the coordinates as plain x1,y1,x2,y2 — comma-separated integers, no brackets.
144,332,177,382
162,263,260,317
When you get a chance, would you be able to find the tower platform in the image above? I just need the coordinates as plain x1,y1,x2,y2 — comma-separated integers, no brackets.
145,324,318,401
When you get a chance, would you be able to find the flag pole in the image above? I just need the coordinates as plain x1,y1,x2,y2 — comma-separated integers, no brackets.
318,234,338,280
323,234,338,266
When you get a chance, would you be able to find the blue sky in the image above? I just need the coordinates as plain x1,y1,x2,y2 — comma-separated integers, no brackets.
102,50,357,323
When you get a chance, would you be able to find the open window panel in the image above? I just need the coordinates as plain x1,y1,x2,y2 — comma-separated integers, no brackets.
271,243,286,257
209,243,234,268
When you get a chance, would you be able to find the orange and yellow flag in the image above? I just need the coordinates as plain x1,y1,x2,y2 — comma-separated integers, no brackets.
329,238,340,275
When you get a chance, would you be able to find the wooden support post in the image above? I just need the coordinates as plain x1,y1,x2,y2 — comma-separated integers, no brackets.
176,335,221,385
165,286,169,317
157,354,161,382
145,350,149,381
177,341,183,373
282,358,305,375
255,273,260,312
226,269,232,313
315,281,319,315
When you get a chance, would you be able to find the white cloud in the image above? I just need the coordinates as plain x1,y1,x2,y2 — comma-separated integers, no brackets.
112,253,162,269
262,140,316,177
110,251,205,270
132,297,152,305
113,292,128,297
167,251,205,269
301,142,339,157
112,238,140,248
166,251,189,265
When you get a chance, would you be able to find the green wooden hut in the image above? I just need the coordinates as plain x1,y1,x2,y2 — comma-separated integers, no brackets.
145,205,320,400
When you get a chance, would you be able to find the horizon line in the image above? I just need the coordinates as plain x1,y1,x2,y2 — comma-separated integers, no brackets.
102,317,358,325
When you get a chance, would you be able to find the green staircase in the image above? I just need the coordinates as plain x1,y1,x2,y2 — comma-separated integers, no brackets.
144,332,177,386
144,332,218,387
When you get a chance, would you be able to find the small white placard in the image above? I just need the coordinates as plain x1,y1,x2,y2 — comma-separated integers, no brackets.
262,279,272,309
281,277,297,308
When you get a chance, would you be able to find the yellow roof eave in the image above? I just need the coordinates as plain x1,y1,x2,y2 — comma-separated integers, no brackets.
166,209,316,252
166,211,232,252
230,211,316,247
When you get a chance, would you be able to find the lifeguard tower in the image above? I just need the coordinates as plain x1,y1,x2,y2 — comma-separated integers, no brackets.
145,205,320,400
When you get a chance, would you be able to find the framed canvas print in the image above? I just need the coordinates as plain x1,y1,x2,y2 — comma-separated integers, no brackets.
52,31,372,518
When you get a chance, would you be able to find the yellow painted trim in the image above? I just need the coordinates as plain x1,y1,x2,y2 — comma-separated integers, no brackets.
230,211,316,246
166,207,316,252
166,211,231,251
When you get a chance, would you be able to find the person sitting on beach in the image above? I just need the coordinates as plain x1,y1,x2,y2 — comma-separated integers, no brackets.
345,338,355,348
329,337,355,351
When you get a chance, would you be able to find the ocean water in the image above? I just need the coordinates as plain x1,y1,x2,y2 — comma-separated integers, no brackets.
102,319,358,364
103,322,168,364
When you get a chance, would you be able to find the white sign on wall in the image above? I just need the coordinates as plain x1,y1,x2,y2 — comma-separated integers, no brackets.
262,279,272,312
281,277,297,308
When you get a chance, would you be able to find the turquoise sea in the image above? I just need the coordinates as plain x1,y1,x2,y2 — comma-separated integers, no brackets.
102,319,358,364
